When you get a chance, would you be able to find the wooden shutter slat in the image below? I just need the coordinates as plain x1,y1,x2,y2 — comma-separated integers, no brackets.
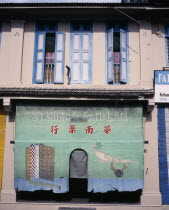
34,32,46,83
120,29,127,84
71,33,81,83
54,32,65,84
107,29,114,83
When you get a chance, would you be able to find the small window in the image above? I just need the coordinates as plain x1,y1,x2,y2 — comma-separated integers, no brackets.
73,23,81,31
48,22,57,31
107,23,128,84
83,23,91,31
37,22,45,31
33,22,65,84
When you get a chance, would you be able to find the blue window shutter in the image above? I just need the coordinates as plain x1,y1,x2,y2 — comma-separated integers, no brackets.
34,32,46,83
120,29,127,83
71,33,81,83
81,33,91,83
107,29,114,83
54,32,65,83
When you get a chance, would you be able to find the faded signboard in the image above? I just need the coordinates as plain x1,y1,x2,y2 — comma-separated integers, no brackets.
14,104,144,193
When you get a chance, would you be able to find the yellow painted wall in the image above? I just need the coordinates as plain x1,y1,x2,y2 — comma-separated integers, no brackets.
0,109,6,190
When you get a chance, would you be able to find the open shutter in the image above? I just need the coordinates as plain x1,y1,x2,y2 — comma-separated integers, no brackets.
71,33,81,83
120,29,127,83
107,29,114,83
34,32,46,83
54,32,65,83
81,33,91,83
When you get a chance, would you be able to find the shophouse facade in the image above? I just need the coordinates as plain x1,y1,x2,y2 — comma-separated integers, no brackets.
0,0,168,210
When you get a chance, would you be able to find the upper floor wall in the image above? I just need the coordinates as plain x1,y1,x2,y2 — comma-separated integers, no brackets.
0,19,166,89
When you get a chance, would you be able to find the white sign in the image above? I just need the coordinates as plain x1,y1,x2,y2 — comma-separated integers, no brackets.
155,70,169,103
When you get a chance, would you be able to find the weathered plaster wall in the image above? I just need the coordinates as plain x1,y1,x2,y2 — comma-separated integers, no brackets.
21,22,35,84
152,23,166,70
0,20,163,88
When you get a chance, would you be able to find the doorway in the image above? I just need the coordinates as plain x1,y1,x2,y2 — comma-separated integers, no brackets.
69,149,88,198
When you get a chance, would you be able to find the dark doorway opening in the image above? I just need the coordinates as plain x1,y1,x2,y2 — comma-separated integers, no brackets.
69,149,88,198
16,189,142,203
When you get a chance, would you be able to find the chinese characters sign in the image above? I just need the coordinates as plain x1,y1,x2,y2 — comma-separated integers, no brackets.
51,125,112,134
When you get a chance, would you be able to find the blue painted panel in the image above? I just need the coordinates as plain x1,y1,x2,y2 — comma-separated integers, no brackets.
15,178,68,193
14,177,143,193
88,178,143,192
158,107,169,204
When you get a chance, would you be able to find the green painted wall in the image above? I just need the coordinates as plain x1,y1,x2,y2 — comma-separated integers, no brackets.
15,104,144,180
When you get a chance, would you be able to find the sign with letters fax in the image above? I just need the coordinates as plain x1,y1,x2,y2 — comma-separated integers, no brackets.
155,70,169,103
14,104,144,193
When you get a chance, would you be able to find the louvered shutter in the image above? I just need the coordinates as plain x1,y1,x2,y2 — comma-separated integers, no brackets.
82,33,91,83
120,29,127,83
54,32,65,83
71,33,81,83
107,29,114,83
34,32,46,83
